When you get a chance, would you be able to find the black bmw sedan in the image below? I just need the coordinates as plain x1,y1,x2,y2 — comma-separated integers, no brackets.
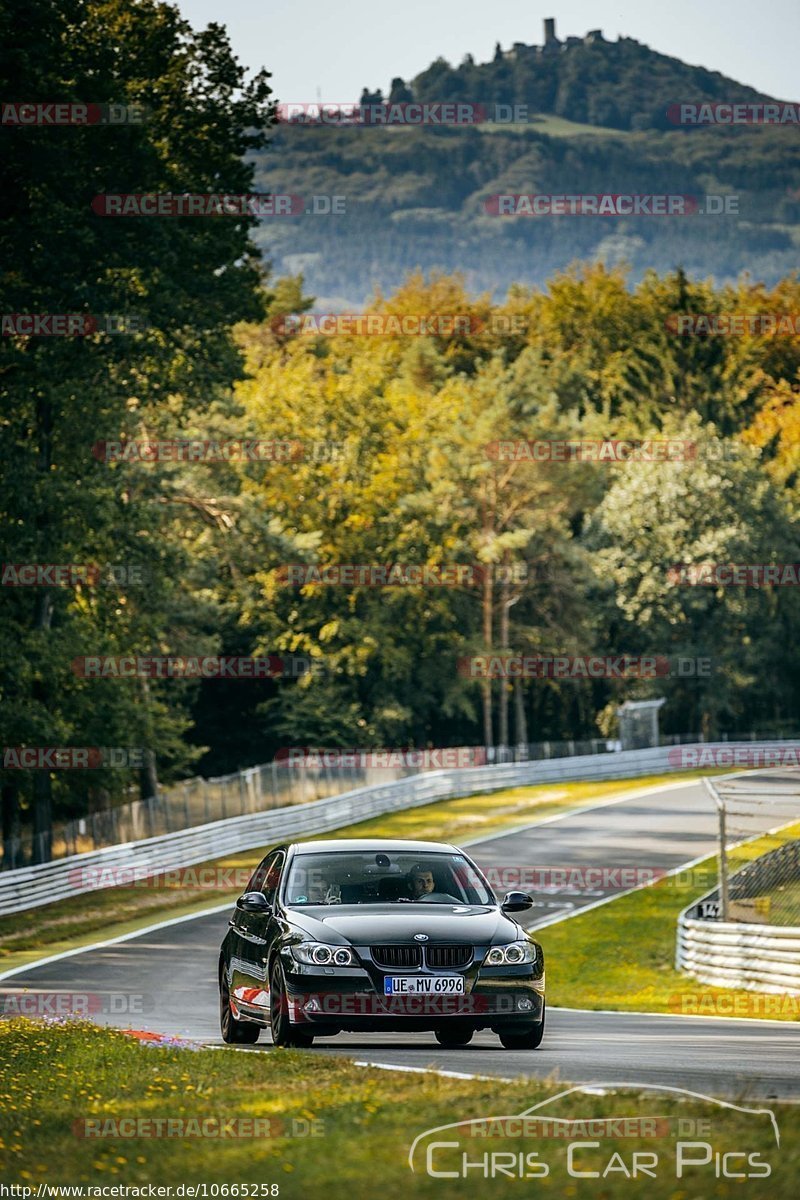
219,838,545,1049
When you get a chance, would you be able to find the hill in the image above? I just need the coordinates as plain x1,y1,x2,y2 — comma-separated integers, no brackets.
399,18,776,133
253,21,800,306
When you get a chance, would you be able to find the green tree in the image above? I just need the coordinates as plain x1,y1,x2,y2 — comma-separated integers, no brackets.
584,419,800,736
0,0,273,859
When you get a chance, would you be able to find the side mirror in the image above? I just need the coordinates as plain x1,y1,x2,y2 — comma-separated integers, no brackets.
237,891,272,914
501,890,534,913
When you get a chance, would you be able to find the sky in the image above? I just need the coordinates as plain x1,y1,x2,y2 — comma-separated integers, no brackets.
174,0,799,104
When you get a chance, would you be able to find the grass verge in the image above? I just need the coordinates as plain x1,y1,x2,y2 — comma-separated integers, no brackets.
0,1019,795,1197
542,822,800,1021
0,773,710,975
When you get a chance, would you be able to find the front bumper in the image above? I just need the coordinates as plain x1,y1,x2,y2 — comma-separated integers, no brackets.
265,949,545,1032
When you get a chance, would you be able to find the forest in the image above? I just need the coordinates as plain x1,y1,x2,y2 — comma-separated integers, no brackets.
2,0,800,860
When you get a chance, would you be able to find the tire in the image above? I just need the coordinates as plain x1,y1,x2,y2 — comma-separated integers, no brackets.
435,1025,474,1047
219,965,260,1044
269,960,314,1048
498,1004,545,1050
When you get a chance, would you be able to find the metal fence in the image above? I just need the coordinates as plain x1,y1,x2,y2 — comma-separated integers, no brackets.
0,740,719,916
1,756,443,870
702,767,800,923
724,840,800,927
676,766,800,994
3,728,798,870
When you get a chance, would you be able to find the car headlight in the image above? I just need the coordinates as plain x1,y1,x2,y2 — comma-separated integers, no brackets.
483,942,538,966
290,942,356,966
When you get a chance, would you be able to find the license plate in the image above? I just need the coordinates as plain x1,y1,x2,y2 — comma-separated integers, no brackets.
384,975,465,995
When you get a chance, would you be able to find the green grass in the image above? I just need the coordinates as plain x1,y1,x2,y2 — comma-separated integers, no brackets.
0,773,706,974
541,822,800,1021
752,878,800,927
478,112,625,138
0,1020,795,1197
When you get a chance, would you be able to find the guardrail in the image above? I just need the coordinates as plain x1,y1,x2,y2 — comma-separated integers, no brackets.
0,739,789,918
4,732,724,868
676,909,800,995
7,728,795,869
676,844,800,995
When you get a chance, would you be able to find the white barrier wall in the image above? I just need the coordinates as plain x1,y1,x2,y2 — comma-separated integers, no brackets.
0,740,786,918
677,908,800,995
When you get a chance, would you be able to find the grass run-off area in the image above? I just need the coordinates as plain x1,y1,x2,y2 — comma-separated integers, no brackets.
542,821,800,1022
0,1019,795,1196
0,773,712,974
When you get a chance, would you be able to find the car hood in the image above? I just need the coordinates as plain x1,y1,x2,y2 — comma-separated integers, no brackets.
283,903,523,946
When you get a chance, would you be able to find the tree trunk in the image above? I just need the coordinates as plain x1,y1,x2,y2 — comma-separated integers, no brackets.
2,781,21,870
481,562,494,755
31,588,54,864
138,678,159,801
31,774,53,864
138,751,159,802
498,568,510,759
513,678,528,754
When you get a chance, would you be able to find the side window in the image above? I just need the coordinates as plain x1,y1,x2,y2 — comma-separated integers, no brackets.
247,852,276,894
262,852,285,904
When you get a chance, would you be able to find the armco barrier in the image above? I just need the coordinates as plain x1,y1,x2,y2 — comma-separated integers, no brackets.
676,779,800,995
0,740,791,917
677,909,800,995
677,851,800,994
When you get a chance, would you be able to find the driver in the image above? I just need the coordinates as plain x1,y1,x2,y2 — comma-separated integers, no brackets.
408,865,435,898
305,871,342,904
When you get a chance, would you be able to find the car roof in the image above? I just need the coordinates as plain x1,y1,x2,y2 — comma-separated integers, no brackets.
290,838,461,855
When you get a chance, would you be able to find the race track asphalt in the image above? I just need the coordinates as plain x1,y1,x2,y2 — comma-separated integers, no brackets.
3,776,799,1100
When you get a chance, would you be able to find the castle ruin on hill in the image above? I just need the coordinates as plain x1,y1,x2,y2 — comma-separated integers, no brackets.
504,18,637,59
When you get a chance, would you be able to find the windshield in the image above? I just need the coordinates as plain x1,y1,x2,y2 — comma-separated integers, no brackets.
284,851,495,906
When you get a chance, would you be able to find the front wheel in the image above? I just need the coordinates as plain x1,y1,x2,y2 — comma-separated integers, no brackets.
219,966,260,1044
498,1004,545,1050
269,960,314,1048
